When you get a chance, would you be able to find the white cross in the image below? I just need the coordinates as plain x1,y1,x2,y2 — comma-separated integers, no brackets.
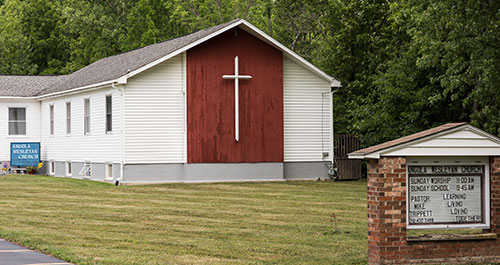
222,56,252,142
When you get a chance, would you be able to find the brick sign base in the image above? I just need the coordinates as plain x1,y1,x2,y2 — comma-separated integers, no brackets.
367,157,500,264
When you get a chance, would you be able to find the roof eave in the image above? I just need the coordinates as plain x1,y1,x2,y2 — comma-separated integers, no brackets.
347,153,368,159
36,80,117,100
0,96,38,100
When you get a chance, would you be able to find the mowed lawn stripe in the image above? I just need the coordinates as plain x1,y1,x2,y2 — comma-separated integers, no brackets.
0,174,367,264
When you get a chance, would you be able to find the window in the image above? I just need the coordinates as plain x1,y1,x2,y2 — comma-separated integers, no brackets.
8,108,26,135
66,102,71,134
65,161,72,177
84,99,90,134
105,163,113,180
79,161,92,178
106,95,112,133
50,160,55,175
50,105,54,135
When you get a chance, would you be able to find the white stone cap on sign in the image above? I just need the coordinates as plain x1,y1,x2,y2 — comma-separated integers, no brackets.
348,123,500,159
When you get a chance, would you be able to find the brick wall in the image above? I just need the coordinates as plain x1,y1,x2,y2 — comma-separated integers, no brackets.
367,156,500,265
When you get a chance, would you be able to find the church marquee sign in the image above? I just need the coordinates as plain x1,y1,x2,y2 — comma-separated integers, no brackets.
407,158,490,229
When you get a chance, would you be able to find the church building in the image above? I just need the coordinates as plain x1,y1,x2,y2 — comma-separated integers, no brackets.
0,19,341,183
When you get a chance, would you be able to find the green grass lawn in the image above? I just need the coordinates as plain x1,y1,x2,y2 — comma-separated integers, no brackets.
0,174,367,265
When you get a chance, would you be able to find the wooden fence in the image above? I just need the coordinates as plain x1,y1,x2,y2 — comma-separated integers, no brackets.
334,134,362,180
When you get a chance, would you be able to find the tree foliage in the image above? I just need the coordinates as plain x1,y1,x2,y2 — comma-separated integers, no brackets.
0,0,499,145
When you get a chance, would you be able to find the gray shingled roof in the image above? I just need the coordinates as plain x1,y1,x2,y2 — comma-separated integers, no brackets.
0,75,66,97
0,19,239,97
39,20,239,96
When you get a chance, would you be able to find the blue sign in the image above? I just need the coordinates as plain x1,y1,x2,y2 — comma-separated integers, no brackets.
10,142,41,167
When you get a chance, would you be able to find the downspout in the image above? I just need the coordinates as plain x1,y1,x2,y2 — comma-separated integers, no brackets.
115,83,125,185
327,87,339,180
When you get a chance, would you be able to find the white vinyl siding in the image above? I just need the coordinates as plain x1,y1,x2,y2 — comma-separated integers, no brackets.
124,53,186,163
0,100,41,161
283,56,332,162
40,88,122,163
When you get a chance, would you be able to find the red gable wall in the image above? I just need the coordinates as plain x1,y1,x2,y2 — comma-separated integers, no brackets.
187,28,283,163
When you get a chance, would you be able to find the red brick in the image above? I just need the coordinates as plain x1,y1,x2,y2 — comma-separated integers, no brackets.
367,156,500,265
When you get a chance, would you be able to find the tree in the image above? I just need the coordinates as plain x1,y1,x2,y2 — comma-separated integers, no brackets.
60,0,125,73
120,0,188,51
353,0,500,146
0,0,37,74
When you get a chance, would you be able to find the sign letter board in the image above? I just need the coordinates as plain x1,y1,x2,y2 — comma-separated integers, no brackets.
407,165,485,228
10,142,41,167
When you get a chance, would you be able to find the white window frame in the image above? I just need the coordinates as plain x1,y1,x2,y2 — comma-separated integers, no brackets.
49,104,54,136
105,95,112,133
79,161,92,178
66,102,71,135
65,161,72,177
84,98,90,135
49,160,55,175
8,107,27,136
406,156,490,230
105,163,113,180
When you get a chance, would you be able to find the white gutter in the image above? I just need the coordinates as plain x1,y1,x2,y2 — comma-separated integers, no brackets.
36,80,122,100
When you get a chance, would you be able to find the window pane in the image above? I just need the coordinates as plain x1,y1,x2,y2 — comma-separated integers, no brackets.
9,108,26,121
9,121,26,135
106,96,112,132
50,105,54,135
106,96,112,114
106,115,112,132
84,99,90,134
66,103,71,134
